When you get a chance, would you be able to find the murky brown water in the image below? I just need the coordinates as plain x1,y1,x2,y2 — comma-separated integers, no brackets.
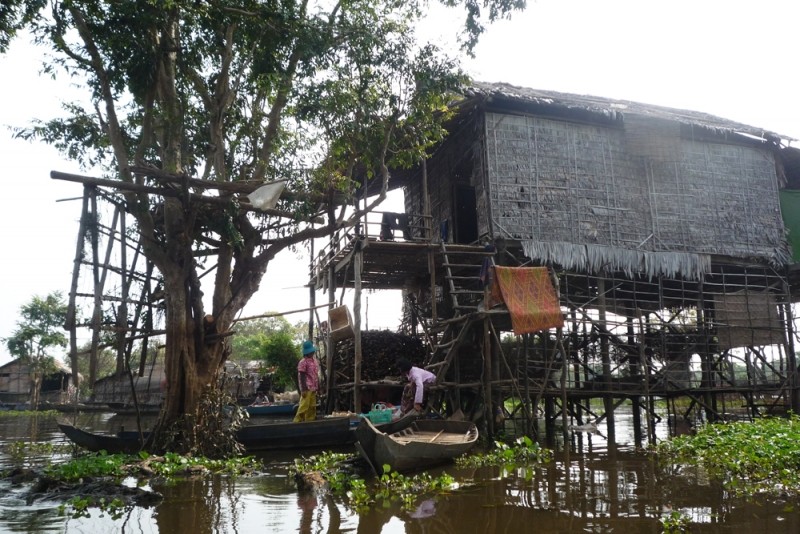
1,409,799,533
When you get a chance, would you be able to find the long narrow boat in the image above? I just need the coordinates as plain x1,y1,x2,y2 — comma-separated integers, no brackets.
58,423,146,454
354,417,479,473
236,416,353,450
245,402,297,417
58,417,355,453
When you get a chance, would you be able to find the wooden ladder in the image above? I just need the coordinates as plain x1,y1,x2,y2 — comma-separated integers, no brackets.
423,243,495,374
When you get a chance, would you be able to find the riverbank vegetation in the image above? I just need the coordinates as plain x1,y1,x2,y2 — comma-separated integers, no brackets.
657,414,800,497
291,437,553,512
2,448,262,519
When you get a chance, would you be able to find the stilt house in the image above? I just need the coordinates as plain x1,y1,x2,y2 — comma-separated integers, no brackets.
314,82,800,443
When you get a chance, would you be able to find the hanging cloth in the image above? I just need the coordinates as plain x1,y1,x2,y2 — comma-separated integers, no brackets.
488,266,564,335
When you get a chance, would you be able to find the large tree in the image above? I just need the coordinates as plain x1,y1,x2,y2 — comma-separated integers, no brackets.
5,0,523,451
5,292,69,407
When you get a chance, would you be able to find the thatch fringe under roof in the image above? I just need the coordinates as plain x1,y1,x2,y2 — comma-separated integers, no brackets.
522,241,712,280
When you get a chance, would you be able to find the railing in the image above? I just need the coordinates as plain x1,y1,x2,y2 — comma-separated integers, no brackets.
314,210,432,276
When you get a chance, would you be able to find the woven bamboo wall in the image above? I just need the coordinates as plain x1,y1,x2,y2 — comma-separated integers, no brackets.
485,112,789,275
404,113,488,242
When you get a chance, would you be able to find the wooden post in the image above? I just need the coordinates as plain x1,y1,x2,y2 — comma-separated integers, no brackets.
628,315,642,447
353,243,363,413
65,188,91,392
483,316,494,440
637,310,655,444
89,188,103,387
598,275,615,444
559,328,569,444
782,280,800,413
697,279,716,421
325,262,336,412
117,209,128,375
308,239,316,342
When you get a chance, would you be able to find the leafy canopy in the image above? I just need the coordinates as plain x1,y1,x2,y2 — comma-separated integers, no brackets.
5,292,68,373
229,317,304,389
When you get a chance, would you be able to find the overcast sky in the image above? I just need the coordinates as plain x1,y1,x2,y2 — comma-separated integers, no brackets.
1,0,798,365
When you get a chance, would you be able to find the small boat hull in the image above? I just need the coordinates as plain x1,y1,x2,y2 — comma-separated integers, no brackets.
59,415,415,455
245,402,297,417
59,417,356,453
355,418,478,473
236,417,354,451
58,423,146,454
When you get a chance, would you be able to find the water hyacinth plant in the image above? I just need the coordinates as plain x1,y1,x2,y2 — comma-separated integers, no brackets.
291,452,459,512
456,436,553,468
656,414,800,497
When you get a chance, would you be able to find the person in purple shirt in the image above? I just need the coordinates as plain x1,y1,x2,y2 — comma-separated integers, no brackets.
397,358,436,415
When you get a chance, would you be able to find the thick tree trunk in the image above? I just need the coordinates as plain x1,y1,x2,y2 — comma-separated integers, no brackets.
148,265,229,451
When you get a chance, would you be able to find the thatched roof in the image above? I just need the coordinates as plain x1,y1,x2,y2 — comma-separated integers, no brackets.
465,81,794,145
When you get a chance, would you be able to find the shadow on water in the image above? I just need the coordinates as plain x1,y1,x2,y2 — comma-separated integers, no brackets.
1,408,800,533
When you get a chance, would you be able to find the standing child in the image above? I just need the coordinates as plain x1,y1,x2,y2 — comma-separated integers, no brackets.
293,341,319,422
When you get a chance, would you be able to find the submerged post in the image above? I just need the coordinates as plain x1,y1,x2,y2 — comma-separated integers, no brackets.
353,243,363,413
598,276,616,444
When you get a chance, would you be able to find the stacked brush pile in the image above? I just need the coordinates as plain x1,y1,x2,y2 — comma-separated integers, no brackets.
332,330,426,382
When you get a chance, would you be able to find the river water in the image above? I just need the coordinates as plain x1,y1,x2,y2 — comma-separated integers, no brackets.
1,408,799,533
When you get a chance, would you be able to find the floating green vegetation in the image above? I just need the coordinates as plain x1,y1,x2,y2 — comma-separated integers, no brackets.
291,451,458,512
44,450,262,483
455,435,553,468
3,440,73,471
59,496,128,521
657,414,800,497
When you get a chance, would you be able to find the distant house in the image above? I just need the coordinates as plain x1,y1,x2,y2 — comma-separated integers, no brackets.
89,359,269,407
0,358,74,405
91,363,166,406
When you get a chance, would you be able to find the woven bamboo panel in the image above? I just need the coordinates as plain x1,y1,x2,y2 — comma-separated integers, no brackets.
712,291,784,350
485,111,789,277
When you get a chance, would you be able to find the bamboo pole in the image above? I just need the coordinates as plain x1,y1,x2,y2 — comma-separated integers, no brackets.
353,242,363,413
66,188,91,391
89,188,102,387
233,303,331,323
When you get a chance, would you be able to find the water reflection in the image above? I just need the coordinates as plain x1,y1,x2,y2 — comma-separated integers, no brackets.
1,411,800,533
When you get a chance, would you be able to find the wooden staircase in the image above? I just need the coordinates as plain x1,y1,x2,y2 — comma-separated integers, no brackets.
422,242,496,377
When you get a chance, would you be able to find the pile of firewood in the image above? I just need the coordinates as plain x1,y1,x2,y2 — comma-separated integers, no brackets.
332,330,426,382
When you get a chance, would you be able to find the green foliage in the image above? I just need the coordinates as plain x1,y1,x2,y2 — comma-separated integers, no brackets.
657,414,800,497
2,440,70,471
291,452,458,512
60,495,128,520
5,292,68,365
4,292,69,405
230,318,302,390
45,450,260,483
456,435,553,468
45,451,130,482
292,450,353,473
3,0,525,439
374,466,456,510
0,0,46,52
660,509,692,533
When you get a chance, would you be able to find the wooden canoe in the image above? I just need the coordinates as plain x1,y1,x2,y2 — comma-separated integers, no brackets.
235,416,354,450
354,417,479,473
245,402,297,417
58,423,146,454
59,415,414,454
60,417,355,453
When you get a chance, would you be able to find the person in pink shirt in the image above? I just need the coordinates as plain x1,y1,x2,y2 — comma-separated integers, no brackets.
397,358,436,415
293,341,319,422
